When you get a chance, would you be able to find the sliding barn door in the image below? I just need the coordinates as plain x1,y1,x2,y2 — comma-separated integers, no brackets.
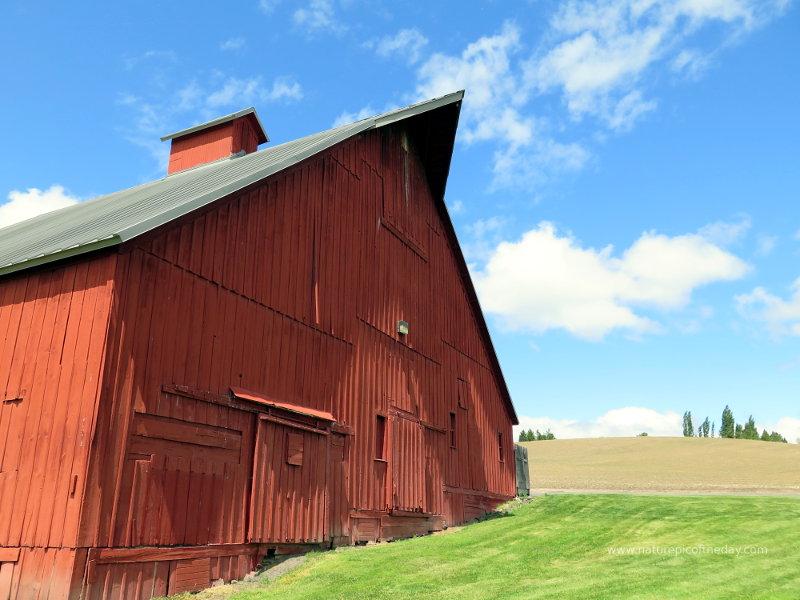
248,417,328,544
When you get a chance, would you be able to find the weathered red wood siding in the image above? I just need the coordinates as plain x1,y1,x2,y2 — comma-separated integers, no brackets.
88,122,513,541
1,121,515,598
0,254,116,598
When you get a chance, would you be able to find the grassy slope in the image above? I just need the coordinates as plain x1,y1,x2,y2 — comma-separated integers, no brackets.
228,495,800,600
520,437,800,493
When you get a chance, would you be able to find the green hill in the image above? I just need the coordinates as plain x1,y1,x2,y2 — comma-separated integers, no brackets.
202,495,800,600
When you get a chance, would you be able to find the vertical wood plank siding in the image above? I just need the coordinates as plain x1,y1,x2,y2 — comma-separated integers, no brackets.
0,123,515,598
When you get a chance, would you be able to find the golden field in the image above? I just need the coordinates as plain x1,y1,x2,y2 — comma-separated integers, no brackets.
520,436,800,495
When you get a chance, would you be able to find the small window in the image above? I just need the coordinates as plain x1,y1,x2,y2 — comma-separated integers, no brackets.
375,415,387,460
498,433,504,462
449,412,457,449
286,431,304,466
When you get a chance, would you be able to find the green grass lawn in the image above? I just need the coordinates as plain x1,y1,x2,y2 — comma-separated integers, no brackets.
229,495,800,600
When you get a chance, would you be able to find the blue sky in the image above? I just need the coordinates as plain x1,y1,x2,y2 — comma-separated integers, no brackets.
1,0,798,441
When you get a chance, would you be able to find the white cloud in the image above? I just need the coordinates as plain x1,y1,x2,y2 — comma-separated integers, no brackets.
413,22,589,190
361,2,788,191
369,28,429,64
472,221,750,340
265,77,304,101
293,0,344,34
0,186,80,230
760,416,800,444
736,279,800,337
527,0,790,129
219,37,245,51
514,407,682,439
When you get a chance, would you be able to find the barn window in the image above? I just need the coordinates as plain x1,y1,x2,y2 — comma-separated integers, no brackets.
375,414,387,460
449,412,457,449
498,433,504,462
286,431,304,466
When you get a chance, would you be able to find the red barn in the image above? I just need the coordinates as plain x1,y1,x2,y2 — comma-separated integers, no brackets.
0,91,518,598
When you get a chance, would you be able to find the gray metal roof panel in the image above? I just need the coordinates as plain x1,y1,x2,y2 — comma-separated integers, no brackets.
0,91,463,277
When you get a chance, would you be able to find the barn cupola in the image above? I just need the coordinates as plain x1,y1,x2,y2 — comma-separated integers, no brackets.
160,107,269,175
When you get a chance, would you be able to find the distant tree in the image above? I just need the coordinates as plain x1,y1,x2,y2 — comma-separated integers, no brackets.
534,429,542,441
760,429,769,442
700,418,710,438
682,411,694,437
637,432,649,436
518,430,526,442
735,423,743,439
711,421,715,438
742,416,758,440
766,431,788,443
544,429,555,440
721,405,735,438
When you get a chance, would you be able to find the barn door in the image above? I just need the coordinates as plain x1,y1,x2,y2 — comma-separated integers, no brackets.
391,412,424,512
248,417,328,543
424,427,444,515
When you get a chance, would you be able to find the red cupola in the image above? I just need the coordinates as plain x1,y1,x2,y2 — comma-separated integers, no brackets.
161,107,269,174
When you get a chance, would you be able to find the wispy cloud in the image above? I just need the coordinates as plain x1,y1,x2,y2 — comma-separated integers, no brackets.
527,0,790,129
413,22,589,190
756,234,778,257
205,75,303,107
330,102,400,128
367,28,429,64
120,72,303,172
219,37,246,52
736,278,800,337
0,186,80,230
293,0,344,34
123,49,178,71
402,1,787,190
258,0,281,13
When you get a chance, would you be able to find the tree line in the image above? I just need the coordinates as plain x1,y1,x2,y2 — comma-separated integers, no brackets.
682,405,787,442
518,428,555,442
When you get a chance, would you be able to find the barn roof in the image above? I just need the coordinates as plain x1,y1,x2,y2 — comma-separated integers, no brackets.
0,91,463,278
0,89,518,423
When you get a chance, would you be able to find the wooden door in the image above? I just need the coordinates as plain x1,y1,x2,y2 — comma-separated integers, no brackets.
248,417,328,543
114,405,253,547
391,413,424,512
